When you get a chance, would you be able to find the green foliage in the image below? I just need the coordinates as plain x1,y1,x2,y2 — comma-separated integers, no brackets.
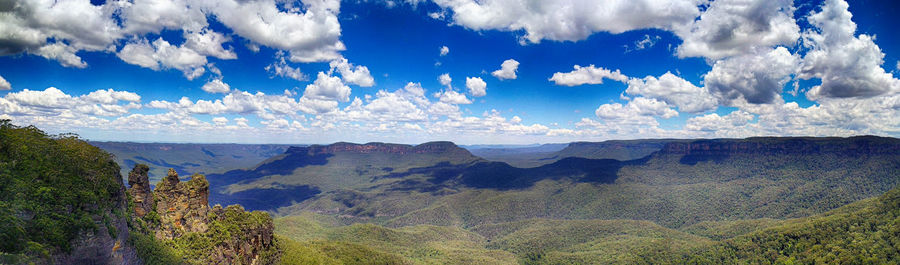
169,205,277,265
685,186,900,264
128,231,186,265
0,120,123,256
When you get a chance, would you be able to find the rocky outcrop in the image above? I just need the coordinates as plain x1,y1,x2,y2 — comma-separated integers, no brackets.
153,168,210,239
127,164,153,218
206,205,276,265
127,165,277,264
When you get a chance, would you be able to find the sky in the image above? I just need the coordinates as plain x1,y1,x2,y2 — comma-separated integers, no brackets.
1,0,899,144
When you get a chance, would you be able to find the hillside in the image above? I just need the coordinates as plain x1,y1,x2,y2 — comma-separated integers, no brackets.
208,136,900,229
0,121,283,265
0,120,139,264
683,184,900,264
206,141,482,212
91,142,291,183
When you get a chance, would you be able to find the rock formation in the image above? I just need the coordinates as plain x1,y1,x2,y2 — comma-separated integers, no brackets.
126,165,277,264
127,164,153,218
153,168,210,239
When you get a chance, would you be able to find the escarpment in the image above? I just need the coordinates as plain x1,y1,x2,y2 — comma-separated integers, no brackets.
127,165,278,265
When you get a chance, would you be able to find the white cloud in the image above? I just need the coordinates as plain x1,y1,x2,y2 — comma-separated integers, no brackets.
202,79,231,94
685,110,754,132
705,46,799,104
82,89,141,104
203,0,344,62
303,72,351,102
329,58,375,87
266,53,308,81
437,90,471,104
439,73,452,88
440,46,449,56
0,75,10,90
119,0,208,34
575,97,679,137
212,117,229,125
625,72,717,113
0,0,345,70
117,38,208,80
1,87,141,117
596,97,678,120
183,29,237,60
800,0,900,99
491,59,519,80
5,87,73,109
466,77,487,97
35,43,88,68
675,0,800,60
0,0,121,64
430,0,700,44
625,34,661,52
549,65,628,86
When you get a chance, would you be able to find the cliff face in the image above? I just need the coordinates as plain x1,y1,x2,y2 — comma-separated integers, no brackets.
53,170,141,265
127,165,277,264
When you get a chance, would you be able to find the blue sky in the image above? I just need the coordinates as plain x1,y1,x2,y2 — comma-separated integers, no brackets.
1,0,899,144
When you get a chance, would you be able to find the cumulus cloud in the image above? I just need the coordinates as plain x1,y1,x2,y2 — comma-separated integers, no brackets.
430,0,700,44
705,46,799,104
35,43,87,68
438,73,452,88
210,117,228,126
800,0,900,99
303,72,351,102
118,0,208,34
117,38,207,80
466,77,487,97
0,0,121,61
0,75,10,90
1,87,141,117
440,46,449,56
202,79,231,94
596,97,678,120
203,0,344,62
329,58,375,87
0,0,345,73
685,110,754,132
625,72,717,113
183,29,237,60
491,59,519,80
437,90,472,104
676,0,800,59
549,65,628,86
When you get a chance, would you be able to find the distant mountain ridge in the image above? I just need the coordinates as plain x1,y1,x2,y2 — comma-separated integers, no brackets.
659,136,900,155
302,141,467,155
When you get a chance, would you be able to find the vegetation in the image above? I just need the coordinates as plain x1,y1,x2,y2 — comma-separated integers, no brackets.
685,186,900,264
0,120,123,258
